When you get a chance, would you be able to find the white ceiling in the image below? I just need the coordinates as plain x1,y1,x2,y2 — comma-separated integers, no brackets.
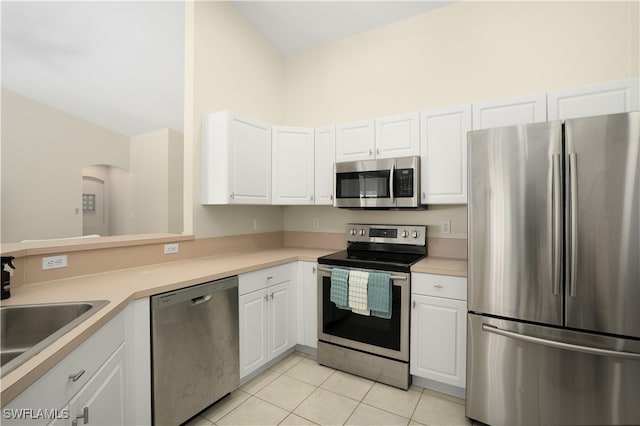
1,1,452,138
1,1,185,137
231,1,453,56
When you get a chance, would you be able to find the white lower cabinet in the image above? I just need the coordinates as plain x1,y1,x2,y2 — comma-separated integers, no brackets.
410,273,467,393
298,261,318,348
62,343,127,426
238,263,296,379
5,311,127,426
5,301,151,426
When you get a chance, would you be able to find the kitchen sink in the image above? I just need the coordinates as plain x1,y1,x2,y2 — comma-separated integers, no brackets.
0,300,109,377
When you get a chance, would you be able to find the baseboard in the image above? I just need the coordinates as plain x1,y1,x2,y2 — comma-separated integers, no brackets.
411,375,466,399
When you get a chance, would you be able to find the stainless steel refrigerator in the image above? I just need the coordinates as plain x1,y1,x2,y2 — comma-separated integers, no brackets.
467,111,640,426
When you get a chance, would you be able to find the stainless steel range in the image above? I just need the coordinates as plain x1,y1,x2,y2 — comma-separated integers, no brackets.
317,224,427,390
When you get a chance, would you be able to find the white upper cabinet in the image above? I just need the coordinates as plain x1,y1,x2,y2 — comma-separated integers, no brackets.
314,126,336,205
420,105,471,204
375,112,420,159
547,78,640,120
202,111,272,205
272,126,315,205
335,119,375,162
335,113,420,162
472,93,547,130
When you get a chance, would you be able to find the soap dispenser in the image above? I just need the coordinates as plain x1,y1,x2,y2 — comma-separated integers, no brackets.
1,256,15,300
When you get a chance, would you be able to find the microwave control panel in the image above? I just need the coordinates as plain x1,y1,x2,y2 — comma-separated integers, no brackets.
394,169,414,198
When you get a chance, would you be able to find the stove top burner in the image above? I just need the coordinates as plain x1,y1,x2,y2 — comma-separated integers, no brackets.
318,250,426,273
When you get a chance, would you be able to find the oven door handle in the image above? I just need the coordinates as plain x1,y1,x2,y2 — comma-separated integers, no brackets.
316,266,407,281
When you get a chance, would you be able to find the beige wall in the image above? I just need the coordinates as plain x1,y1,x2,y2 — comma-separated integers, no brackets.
130,129,184,235
186,1,638,240
185,1,285,238
279,1,639,237
1,89,130,243
282,1,639,126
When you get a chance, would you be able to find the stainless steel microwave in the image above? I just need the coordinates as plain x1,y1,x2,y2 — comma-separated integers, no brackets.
333,156,420,209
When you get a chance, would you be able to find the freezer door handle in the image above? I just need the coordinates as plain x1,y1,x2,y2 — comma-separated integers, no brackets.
568,153,579,297
552,153,562,296
482,323,640,360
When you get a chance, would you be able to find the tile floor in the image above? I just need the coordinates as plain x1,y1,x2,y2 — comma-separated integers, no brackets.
185,351,472,426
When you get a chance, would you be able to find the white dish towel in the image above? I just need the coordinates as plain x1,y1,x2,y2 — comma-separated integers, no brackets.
348,270,370,316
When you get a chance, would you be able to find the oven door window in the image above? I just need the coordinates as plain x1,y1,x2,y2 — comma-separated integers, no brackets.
336,170,390,199
321,276,401,351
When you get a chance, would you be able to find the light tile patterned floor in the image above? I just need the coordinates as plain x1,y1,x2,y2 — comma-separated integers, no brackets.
185,351,471,426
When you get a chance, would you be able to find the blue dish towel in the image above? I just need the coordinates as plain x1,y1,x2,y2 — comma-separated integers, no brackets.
330,268,350,309
368,272,392,319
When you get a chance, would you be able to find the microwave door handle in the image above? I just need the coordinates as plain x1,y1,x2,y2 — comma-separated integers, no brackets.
389,163,395,203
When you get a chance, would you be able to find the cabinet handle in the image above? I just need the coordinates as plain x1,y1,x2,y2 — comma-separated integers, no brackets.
230,192,235,199
264,294,269,302
270,293,274,300
412,301,416,309
312,267,316,274
422,192,426,198
369,148,373,156
266,276,273,280
310,195,314,201
329,194,334,200
434,284,443,289
68,369,86,382
376,148,380,155
72,407,89,426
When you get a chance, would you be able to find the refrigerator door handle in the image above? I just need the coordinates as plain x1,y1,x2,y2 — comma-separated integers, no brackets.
569,153,579,297
482,323,640,360
552,154,562,296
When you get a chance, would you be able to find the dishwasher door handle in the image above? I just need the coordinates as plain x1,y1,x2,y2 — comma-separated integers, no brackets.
190,293,213,306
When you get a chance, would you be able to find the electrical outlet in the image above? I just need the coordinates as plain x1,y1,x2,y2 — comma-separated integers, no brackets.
42,255,68,270
440,221,451,234
253,218,260,230
164,243,179,254
312,218,320,229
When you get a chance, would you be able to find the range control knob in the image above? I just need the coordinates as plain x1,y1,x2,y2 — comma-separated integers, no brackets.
359,229,367,236
401,230,409,238
349,228,357,236
412,231,420,239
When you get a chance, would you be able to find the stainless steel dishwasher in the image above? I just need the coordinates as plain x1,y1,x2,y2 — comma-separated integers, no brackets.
151,276,239,426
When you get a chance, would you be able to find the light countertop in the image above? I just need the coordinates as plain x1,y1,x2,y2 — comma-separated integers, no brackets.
0,247,466,405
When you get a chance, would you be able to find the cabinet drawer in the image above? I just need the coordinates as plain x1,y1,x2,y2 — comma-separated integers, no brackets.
411,273,467,301
239,263,292,295
5,310,126,421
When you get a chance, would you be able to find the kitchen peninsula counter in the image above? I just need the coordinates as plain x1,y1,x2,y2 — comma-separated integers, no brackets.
0,246,467,404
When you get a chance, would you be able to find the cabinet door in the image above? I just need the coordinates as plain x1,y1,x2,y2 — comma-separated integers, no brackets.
272,126,315,205
229,113,272,204
239,289,268,379
410,294,467,389
67,343,127,426
420,105,471,204
375,112,420,159
547,78,640,120
472,93,547,130
314,126,336,205
302,262,318,348
267,281,293,360
335,119,375,162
